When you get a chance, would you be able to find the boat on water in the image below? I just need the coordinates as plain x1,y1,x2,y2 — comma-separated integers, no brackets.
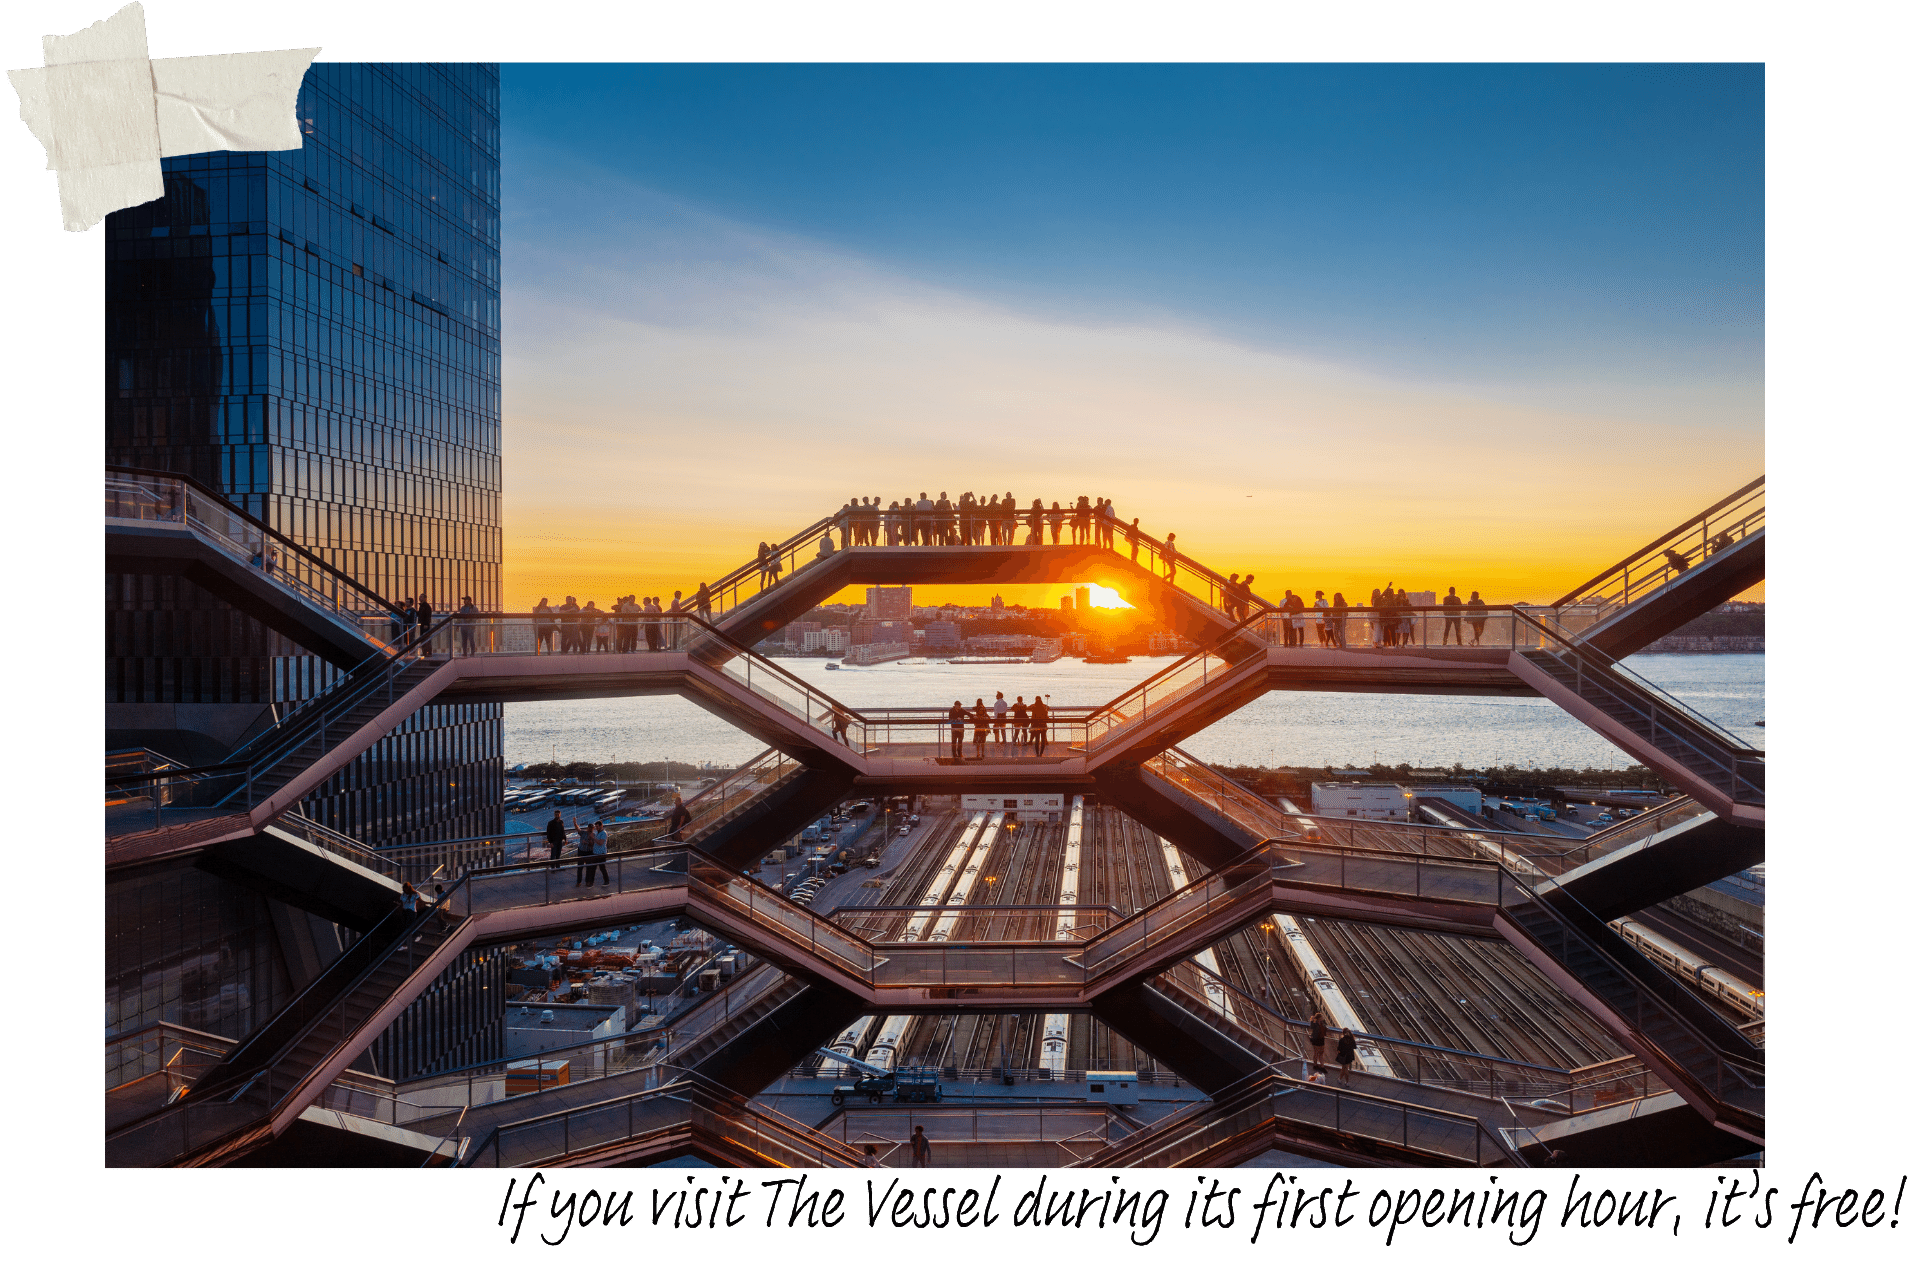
1083,654,1130,664
946,656,1029,665
824,662,839,670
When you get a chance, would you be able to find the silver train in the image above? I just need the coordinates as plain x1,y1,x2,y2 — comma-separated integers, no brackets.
1609,918,1764,1021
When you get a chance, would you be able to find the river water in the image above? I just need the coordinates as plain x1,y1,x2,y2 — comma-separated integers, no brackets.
502,653,1764,775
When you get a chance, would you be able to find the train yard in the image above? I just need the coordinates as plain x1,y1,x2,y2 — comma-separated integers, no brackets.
806,798,1649,1084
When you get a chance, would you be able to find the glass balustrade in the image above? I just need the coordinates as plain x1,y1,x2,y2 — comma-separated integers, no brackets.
108,470,401,654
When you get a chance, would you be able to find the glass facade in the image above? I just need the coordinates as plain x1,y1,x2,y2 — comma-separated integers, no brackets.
107,865,295,1043
106,65,509,1076
104,63,504,846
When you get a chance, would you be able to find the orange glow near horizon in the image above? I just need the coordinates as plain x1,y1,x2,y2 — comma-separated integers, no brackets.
499,502,1765,614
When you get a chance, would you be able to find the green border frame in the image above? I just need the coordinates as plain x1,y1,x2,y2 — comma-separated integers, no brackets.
11,2,1904,1274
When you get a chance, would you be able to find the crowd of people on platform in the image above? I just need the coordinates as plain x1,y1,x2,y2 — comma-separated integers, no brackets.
395,573,1495,662
820,493,1133,551
943,692,1055,759
1210,581,1494,647
524,594,690,654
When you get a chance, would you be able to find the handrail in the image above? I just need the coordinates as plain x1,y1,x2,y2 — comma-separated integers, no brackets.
105,616,457,794
107,881,469,1163
1167,956,1634,1086
695,500,1277,627
172,900,427,1102
107,465,404,614
1523,608,1760,756
1553,476,1764,607
1091,1064,1516,1168
462,1067,864,1168
1488,876,1763,1124
1150,748,1706,875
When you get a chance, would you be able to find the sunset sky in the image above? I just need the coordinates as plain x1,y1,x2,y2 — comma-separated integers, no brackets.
496,64,1762,612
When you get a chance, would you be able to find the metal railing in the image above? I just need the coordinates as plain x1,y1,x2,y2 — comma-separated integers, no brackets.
1519,610,1764,805
108,468,403,655
1154,957,1657,1105
693,501,1277,625
1088,1062,1514,1168
104,623,453,828
1552,476,1764,620
105,900,462,1167
1078,840,1513,984
1497,872,1765,1115
1147,749,1709,880
822,1105,1127,1158
463,1072,866,1168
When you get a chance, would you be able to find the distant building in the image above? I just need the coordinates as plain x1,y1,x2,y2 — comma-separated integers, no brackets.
503,1002,626,1072
1147,631,1195,653
867,586,913,619
1061,595,1076,612
924,620,963,651
852,619,908,649
1076,586,1093,611
1312,782,1415,821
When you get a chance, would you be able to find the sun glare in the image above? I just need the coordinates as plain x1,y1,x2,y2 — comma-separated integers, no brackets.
1086,585,1133,609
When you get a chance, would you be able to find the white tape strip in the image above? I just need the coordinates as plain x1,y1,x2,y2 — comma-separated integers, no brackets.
8,4,317,231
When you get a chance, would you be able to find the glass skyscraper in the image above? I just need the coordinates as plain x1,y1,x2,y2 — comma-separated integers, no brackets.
105,65,507,1074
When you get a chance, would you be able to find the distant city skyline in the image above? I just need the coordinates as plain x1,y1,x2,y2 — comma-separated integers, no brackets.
497,64,1762,610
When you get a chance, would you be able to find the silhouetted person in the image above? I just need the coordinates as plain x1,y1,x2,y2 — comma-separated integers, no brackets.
1162,533,1177,581
830,707,851,745
910,1125,931,1168
1047,502,1065,544
1663,547,1690,574
415,597,435,651
1126,518,1141,561
948,700,967,759
533,597,555,653
666,792,692,839
1329,593,1350,648
1466,591,1488,645
971,699,990,758
992,692,1009,747
1010,696,1030,745
1308,1010,1327,1067
456,595,481,655
1335,1028,1357,1085
545,808,567,868
573,818,610,886
1442,587,1463,644
693,581,712,619
1310,591,1331,645
1030,696,1050,756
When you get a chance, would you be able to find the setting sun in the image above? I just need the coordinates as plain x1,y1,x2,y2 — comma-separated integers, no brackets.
1086,585,1134,609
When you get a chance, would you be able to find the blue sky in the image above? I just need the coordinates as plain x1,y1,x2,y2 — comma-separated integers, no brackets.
502,64,1762,392
493,64,1763,607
